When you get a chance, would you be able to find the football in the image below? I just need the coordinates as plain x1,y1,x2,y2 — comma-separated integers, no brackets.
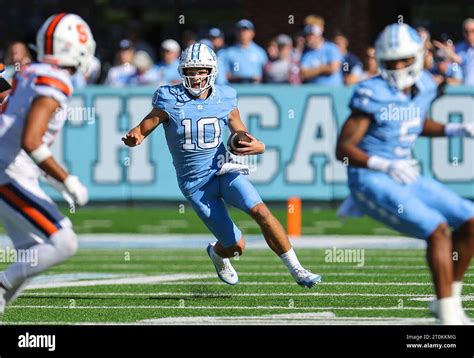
227,131,251,153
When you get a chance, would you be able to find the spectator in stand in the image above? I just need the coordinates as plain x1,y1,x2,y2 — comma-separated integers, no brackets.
359,46,379,81
263,34,300,84
71,56,102,89
429,47,463,85
182,30,197,49
333,31,363,85
417,26,435,70
208,28,225,52
219,19,267,83
424,34,462,85
292,32,306,62
300,16,343,86
455,18,474,85
266,37,279,62
129,50,161,86
105,39,136,87
155,39,181,86
126,26,157,62
206,29,229,86
3,41,31,83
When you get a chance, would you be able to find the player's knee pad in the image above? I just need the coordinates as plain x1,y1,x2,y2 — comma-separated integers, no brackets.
50,227,78,259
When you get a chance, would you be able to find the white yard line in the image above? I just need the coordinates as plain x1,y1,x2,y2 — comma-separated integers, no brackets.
9,305,458,310
0,315,439,326
22,292,437,298
2,234,425,249
24,273,215,290
144,281,458,286
69,256,426,261
410,295,474,302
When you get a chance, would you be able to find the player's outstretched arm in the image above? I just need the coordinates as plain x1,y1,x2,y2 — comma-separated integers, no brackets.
227,108,265,155
122,107,169,147
22,96,88,206
422,118,474,137
22,96,69,182
337,111,421,184
335,112,372,168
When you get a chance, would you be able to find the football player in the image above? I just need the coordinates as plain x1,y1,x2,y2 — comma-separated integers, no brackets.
0,13,95,313
123,43,321,288
336,23,474,325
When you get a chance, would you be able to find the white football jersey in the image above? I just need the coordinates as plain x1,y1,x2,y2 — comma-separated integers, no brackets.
0,63,73,184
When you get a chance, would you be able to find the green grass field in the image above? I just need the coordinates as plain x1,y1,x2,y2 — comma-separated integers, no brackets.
0,206,471,325
30,205,398,236
1,247,471,325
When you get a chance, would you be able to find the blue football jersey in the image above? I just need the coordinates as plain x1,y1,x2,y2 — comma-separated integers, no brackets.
152,84,237,196
349,71,437,160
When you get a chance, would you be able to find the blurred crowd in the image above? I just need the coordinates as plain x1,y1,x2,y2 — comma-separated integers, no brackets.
2,15,474,89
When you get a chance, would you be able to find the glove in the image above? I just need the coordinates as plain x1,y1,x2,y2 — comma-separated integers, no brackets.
387,160,420,184
367,156,420,185
445,122,474,137
63,175,89,206
42,174,75,206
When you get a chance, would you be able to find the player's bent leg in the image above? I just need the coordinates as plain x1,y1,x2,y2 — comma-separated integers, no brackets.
220,173,321,288
425,223,454,299
350,174,466,324
187,179,240,285
449,217,474,324
426,222,467,325
0,226,78,305
452,218,474,283
410,177,474,323
0,181,78,311
249,203,291,255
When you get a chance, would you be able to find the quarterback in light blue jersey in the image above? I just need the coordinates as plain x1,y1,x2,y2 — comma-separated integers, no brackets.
123,43,320,288
336,23,474,325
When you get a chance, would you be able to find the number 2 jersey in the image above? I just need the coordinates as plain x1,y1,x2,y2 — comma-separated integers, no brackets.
0,63,72,185
152,84,237,197
347,71,438,182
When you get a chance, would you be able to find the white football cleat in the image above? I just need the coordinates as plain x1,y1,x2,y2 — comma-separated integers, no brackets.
292,267,322,288
429,298,473,325
206,243,239,286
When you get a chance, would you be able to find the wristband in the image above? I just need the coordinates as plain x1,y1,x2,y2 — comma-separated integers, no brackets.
444,123,465,137
28,143,52,164
367,156,391,172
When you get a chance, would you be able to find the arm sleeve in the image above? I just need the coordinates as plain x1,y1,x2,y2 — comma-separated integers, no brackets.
152,86,173,119
349,84,380,122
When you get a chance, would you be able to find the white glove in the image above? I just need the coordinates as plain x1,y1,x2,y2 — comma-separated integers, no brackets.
63,175,89,206
367,156,420,185
387,160,420,184
445,122,474,137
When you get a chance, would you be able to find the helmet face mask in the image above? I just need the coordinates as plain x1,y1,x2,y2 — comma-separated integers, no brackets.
36,13,96,75
182,67,214,96
375,24,424,90
178,44,217,96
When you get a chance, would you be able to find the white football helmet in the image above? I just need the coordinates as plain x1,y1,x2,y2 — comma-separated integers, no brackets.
178,43,217,96
36,13,96,74
375,23,424,90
